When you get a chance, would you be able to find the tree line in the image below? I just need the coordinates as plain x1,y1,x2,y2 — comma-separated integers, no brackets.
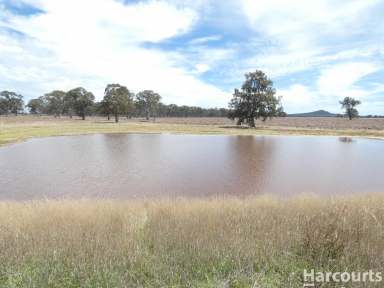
1,70,364,125
0,85,230,122
27,86,162,122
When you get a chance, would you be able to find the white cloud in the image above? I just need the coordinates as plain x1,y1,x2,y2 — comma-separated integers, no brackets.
317,62,380,98
278,62,382,114
1,0,383,112
238,0,383,113
241,0,380,45
12,0,197,43
189,35,221,45
0,0,230,106
278,84,315,113
193,63,210,74
240,0,382,76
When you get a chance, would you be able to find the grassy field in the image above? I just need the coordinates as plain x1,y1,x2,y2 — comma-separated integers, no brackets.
1,115,383,146
1,116,384,287
155,116,384,130
1,195,384,287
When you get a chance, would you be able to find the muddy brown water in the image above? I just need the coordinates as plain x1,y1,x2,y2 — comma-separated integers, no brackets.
0,134,382,200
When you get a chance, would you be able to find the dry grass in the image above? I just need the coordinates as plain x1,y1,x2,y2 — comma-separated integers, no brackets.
1,116,383,287
1,115,383,146
1,195,384,287
156,116,384,130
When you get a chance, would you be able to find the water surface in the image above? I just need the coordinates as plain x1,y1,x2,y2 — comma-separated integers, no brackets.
0,134,382,200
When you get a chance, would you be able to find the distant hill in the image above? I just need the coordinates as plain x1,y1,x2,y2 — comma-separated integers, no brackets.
288,110,336,117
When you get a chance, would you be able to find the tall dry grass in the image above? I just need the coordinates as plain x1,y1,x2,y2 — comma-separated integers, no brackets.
1,195,384,287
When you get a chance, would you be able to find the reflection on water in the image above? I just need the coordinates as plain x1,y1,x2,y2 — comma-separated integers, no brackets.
0,134,382,200
339,137,354,143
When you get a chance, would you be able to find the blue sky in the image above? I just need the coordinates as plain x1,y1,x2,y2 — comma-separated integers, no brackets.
0,0,383,114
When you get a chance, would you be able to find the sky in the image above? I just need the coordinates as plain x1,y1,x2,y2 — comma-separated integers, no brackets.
0,0,383,114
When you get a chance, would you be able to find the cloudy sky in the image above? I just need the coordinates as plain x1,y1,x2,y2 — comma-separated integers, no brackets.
0,0,383,114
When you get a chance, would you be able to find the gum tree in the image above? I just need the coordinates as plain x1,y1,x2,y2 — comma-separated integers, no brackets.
27,98,45,114
339,97,361,120
228,70,282,127
135,90,161,120
65,87,95,120
42,90,66,117
0,91,24,115
103,84,134,123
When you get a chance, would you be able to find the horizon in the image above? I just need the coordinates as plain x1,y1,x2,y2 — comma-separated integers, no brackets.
0,0,383,114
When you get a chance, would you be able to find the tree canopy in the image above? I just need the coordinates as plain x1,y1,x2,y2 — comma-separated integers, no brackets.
42,90,66,117
340,97,361,120
0,91,24,115
228,70,283,127
135,90,162,120
27,98,45,114
102,84,134,122
24,89,229,119
65,87,95,120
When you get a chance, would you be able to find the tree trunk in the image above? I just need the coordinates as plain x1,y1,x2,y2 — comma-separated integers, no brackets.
348,110,352,120
249,117,255,128
115,113,119,123
82,113,85,120
107,113,110,121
